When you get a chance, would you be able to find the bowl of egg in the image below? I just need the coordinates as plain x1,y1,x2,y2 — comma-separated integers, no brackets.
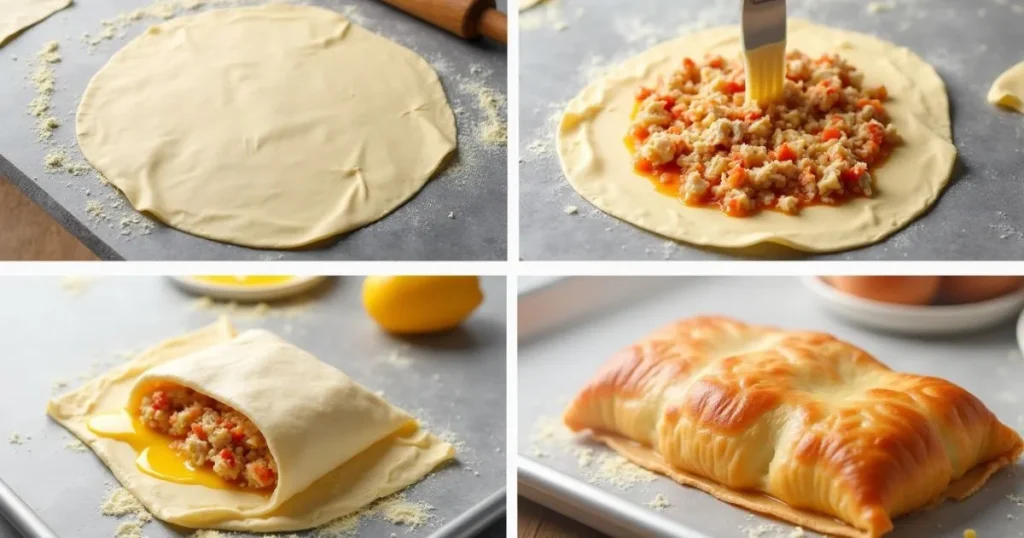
801,276,1024,336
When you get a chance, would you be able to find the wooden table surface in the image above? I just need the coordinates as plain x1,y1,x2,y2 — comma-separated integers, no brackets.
518,497,608,538
0,176,96,260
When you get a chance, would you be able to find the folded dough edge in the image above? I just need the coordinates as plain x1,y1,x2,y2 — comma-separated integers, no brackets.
47,319,455,532
593,432,1021,538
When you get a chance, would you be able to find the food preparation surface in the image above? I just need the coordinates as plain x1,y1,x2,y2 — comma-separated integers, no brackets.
0,276,507,537
0,0,507,261
519,0,1024,260
518,276,1024,537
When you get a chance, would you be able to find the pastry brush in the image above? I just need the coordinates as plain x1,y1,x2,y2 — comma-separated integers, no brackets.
741,0,787,105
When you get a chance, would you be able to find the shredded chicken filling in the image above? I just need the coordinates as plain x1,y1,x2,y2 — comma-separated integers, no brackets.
139,386,277,489
628,51,901,217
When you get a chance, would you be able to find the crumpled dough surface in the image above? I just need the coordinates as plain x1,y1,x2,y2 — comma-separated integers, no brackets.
47,319,455,532
0,0,70,46
76,4,457,249
556,19,957,253
988,61,1024,113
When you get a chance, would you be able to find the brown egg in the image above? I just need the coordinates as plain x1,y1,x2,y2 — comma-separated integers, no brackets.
938,276,1024,304
823,276,941,306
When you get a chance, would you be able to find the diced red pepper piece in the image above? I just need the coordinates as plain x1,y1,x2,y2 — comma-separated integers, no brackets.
151,392,169,411
191,423,208,440
635,87,653,100
635,158,654,174
776,143,797,162
857,98,885,115
821,127,842,141
841,164,866,183
722,81,744,94
726,167,747,188
867,85,888,100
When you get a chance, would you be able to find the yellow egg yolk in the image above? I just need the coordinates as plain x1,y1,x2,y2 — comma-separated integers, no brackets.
191,275,296,287
88,410,245,491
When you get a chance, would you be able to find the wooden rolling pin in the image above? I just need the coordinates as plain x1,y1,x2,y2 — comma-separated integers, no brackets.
380,0,507,45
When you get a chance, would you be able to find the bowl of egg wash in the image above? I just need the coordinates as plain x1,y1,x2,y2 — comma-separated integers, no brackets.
801,276,1024,336
170,275,329,301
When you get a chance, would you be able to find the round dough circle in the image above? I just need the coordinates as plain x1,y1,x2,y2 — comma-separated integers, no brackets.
77,4,457,248
556,20,956,253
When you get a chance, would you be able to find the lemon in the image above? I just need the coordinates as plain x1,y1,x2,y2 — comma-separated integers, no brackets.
362,276,483,334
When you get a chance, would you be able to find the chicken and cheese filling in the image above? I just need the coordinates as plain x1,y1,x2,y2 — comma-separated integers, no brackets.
627,51,901,217
139,385,277,489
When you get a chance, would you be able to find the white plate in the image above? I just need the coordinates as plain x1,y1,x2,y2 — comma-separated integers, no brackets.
169,276,329,302
1017,308,1024,358
801,276,1024,336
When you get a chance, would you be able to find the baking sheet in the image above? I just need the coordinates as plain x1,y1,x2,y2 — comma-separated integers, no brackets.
0,276,507,537
0,0,507,261
519,0,1024,260
517,276,1024,537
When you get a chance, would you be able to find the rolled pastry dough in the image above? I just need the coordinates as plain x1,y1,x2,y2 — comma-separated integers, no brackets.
0,0,70,46
47,319,454,532
988,61,1024,113
557,20,957,253
76,4,457,249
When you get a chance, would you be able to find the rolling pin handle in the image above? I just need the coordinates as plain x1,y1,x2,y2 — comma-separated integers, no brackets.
479,9,507,44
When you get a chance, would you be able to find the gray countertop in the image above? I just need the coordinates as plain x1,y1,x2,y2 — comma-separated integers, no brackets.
0,0,507,261
0,276,507,537
519,0,1024,261
518,276,1024,537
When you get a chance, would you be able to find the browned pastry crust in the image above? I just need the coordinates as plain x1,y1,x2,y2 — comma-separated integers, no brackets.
564,317,1023,537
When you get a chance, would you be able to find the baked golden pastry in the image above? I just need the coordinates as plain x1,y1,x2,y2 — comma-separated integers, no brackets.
563,317,1022,538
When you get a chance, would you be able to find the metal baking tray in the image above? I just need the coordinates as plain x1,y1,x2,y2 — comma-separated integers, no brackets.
519,0,1024,260
0,276,506,537
517,276,1024,537
0,0,507,261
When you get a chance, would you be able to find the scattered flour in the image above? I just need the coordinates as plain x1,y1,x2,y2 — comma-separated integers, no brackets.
8,432,24,445
375,494,433,529
60,276,94,296
383,347,412,367
65,438,89,452
100,488,154,538
646,493,671,510
459,81,507,144
314,493,437,536
339,4,370,26
613,17,663,46
571,446,594,467
563,205,578,215
519,0,573,32
101,488,148,518
586,452,656,489
80,0,251,51
530,415,570,443
739,523,807,538
867,2,895,13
